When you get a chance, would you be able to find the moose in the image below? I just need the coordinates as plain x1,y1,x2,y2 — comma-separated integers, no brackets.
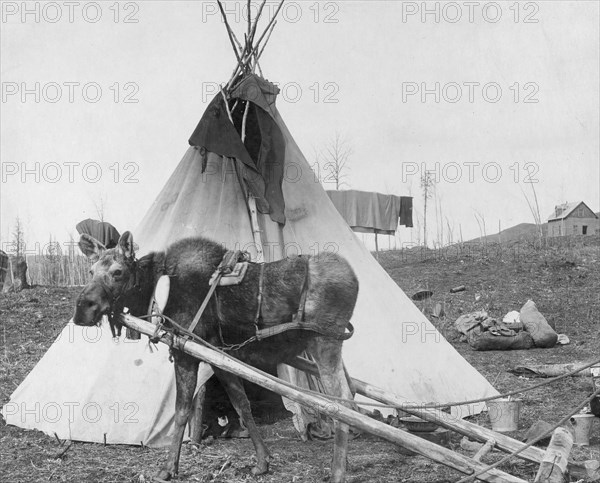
74,232,359,482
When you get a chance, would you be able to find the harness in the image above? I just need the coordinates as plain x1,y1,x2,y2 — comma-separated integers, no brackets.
195,251,354,350
97,251,354,348
86,258,140,338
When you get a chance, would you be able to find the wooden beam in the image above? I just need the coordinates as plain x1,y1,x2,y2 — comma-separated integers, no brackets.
290,357,546,464
120,314,526,483
289,356,595,481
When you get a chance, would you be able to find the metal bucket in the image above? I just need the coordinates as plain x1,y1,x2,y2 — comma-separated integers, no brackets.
570,414,595,446
486,399,522,432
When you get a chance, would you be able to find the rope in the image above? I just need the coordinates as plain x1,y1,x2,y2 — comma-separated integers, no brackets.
284,355,600,410
142,313,600,411
135,313,600,482
454,386,600,483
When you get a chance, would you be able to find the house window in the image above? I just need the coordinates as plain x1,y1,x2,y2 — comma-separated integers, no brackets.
583,225,588,235
558,225,562,235
573,225,578,234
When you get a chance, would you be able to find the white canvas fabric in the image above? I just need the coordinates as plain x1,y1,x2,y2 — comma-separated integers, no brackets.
2,106,497,447
1,319,213,447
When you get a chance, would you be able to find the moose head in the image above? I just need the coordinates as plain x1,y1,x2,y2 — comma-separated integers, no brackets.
73,231,138,332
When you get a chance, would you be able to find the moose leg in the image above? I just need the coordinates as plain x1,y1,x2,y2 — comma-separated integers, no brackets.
213,368,270,475
157,350,199,481
309,338,354,483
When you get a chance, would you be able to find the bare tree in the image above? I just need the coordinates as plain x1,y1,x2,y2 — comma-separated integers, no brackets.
446,217,455,246
317,132,353,190
420,171,436,247
520,181,543,241
11,217,25,258
473,210,487,244
92,193,107,222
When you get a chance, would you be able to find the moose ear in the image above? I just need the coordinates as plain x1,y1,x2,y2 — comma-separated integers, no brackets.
79,234,106,262
118,231,135,260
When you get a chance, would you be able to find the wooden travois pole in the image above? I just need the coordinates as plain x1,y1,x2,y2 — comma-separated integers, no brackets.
289,356,587,476
119,313,526,483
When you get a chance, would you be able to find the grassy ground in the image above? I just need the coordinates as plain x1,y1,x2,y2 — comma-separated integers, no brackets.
1,237,599,482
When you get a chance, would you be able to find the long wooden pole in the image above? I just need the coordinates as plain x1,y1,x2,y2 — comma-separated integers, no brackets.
119,314,526,483
291,358,550,466
289,357,591,480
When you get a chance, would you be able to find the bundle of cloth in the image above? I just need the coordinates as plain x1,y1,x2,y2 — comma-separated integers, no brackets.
455,300,558,351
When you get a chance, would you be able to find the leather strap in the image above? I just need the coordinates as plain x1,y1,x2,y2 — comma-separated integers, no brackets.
255,321,354,341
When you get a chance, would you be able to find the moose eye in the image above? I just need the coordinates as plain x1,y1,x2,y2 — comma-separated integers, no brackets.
113,269,123,278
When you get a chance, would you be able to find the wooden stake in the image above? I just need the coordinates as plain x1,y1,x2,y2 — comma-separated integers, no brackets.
534,427,573,483
54,441,73,460
473,439,495,462
119,314,527,483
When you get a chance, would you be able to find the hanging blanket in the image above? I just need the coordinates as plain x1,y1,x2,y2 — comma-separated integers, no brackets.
326,190,413,234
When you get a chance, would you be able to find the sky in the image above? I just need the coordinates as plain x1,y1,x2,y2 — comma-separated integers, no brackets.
1,0,599,253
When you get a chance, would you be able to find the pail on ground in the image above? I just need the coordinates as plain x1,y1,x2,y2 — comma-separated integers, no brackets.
570,414,595,446
486,399,522,432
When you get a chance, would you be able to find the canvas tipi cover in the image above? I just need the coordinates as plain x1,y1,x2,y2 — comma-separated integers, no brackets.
2,75,497,447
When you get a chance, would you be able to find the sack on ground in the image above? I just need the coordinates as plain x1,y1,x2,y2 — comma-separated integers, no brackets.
468,330,535,351
519,300,558,348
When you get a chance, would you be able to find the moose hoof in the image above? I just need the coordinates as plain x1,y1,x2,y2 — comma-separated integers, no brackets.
155,469,173,482
251,460,269,476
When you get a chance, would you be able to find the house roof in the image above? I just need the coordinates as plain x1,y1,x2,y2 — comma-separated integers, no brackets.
547,201,599,221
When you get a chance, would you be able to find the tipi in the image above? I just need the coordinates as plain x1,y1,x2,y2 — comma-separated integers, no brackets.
1,1,498,448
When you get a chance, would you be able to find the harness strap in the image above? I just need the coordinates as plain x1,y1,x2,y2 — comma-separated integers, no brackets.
253,263,265,330
188,250,243,335
292,258,309,324
255,321,354,341
255,258,354,341
188,274,222,335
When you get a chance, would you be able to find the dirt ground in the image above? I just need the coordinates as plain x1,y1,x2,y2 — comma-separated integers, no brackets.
1,237,599,482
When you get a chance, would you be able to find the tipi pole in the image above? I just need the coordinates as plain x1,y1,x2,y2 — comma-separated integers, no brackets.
217,0,241,63
255,21,277,65
246,198,264,262
249,0,268,45
240,99,265,262
119,313,527,483
252,0,284,51
247,0,252,38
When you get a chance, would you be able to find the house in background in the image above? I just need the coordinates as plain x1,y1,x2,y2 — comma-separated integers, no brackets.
547,201,600,237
